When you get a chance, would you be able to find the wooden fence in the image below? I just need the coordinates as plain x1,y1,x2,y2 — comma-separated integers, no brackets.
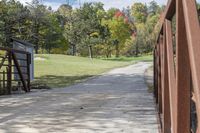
0,47,31,94
154,0,200,132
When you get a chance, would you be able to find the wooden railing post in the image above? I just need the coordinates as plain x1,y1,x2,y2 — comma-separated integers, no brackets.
182,0,200,131
154,49,158,103
158,37,163,115
155,0,200,132
162,22,171,133
176,0,191,132
165,19,177,133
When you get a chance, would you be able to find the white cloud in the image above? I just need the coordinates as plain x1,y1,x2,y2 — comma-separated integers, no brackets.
133,0,167,5
80,0,167,10
17,0,32,5
17,0,168,11
17,0,61,10
83,0,134,10
43,2,62,10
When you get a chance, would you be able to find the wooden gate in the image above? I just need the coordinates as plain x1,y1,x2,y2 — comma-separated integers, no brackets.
154,0,200,132
0,47,31,95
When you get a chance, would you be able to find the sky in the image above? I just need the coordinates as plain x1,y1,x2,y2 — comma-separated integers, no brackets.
18,0,168,10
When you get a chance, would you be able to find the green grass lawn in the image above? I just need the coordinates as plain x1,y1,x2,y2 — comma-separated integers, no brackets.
32,54,152,88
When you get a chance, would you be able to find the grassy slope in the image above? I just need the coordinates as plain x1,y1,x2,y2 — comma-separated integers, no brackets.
33,54,152,88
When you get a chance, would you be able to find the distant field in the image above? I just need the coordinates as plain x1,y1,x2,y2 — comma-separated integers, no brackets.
33,54,152,88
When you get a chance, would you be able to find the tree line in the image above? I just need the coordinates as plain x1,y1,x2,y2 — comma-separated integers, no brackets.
0,0,164,57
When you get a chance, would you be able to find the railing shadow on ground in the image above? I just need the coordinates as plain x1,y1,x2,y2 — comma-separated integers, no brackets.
0,73,158,133
32,75,94,89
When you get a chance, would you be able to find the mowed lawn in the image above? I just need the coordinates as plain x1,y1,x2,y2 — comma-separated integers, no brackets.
33,54,152,88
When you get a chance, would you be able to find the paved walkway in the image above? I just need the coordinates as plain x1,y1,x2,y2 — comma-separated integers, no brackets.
0,62,158,133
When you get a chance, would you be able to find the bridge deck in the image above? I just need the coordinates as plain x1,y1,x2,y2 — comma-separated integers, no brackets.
0,62,158,133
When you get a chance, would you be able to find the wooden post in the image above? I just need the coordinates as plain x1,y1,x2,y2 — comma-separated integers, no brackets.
158,37,162,114
27,53,31,92
7,52,12,94
154,49,158,103
176,0,191,132
165,19,177,133
12,52,28,92
182,0,200,130
162,22,171,133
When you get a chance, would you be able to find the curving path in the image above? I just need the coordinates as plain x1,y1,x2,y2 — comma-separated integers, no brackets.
0,62,158,133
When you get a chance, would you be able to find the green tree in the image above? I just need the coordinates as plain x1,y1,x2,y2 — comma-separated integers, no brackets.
148,0,160,15
64,9,83,56
44,11,67,54
27,0,48,53
106,8,119,19
130,1,161,56
99,24,112,58
0,0,30,47
75,2,103,58
106,15,131,57
57,4,72,29
131,3,148,24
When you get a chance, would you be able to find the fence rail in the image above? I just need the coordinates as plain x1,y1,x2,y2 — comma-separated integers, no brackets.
154,0,200,132
0,47,31,95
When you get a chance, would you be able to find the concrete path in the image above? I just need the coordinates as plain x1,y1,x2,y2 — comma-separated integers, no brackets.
0,62,158,133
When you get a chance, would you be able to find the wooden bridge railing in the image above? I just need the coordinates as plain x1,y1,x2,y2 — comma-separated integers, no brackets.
154,0,200,132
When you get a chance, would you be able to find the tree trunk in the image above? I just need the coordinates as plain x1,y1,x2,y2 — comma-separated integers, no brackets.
72,44,76,56
109,51,112,58
106,47,109,58
115,44,119,58
88,45,93,59
106,49,112,58
135,42,139,57
48,48,51,54
35,41,39,54
106,53,109,58
33,20,40,54
5,21,11,47
35,44,39,54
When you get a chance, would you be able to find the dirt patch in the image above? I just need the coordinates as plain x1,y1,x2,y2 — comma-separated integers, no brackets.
34,57,46,61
